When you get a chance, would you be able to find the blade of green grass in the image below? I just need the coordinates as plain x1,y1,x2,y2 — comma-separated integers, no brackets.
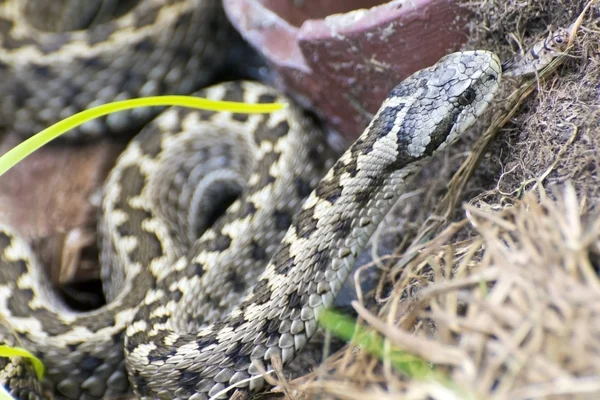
0,345,44,380
0,96,284,177
318,309,432,378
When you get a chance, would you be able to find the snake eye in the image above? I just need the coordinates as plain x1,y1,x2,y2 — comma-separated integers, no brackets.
458,88,476,106
484,72,497,82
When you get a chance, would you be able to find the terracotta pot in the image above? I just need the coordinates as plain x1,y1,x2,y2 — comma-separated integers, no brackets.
224,0,470,140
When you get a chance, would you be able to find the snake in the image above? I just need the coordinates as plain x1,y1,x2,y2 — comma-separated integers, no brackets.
0,0,234,140
502,26,571,77
0,1,502,399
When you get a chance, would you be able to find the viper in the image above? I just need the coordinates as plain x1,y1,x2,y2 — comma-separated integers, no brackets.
0,1,501,399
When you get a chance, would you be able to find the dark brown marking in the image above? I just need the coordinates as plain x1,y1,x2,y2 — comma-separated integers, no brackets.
239,201,257,218
0,232,10,250
271,243,295,275
150,315,169,325
255,121,289,145
232,113,249,122
307,143,325,166
208,234,232,252
250,241,267,260
7,81,32,110
0,18,37,50
186,263,205,279
294,178,312,199
253,173,276,191
345,159,358,177
423,111,459,156
0,17,13,34
66,343,82,353
249,152,280,190
112,332,124,345
7,288,34,318
313,249,332,272
137,124,165,157
133,38,154,52
258,94,277,104
351,103,404,162
353,190,370,208
197,109,217,121
250,279,272,306
273,210,292,231
11,260,28,276
214,82,248,121
222,83,245,102
117,165,147,201
225,272,246,293
293,207,319,239
315,176,343,204
111,166,165,265
146,342,173,363
125,335,138,353
128,230,164,268
171,289,183,302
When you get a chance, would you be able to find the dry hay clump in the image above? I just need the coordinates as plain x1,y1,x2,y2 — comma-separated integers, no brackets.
268,1,600,399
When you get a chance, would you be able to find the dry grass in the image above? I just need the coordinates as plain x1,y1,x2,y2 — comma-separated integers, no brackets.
265,1,600,399
281,185,600,399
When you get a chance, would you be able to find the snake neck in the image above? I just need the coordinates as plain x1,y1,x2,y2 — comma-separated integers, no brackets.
250,112,431,339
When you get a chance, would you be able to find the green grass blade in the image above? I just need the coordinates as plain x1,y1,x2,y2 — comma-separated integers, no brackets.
318,309,432,378
0,345,44,380
0,96,284,177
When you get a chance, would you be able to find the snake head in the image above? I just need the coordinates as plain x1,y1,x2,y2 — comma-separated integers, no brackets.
426,50,501,148
378,50,501,161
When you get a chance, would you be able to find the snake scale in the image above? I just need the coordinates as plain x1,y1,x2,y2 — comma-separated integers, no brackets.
0,0,502,399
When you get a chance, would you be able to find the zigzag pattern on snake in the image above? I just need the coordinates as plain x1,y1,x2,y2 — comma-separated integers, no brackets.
0,0,232,140
0,1,502,399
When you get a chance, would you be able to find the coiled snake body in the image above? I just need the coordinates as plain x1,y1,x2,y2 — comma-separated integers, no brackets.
0,1,501,399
